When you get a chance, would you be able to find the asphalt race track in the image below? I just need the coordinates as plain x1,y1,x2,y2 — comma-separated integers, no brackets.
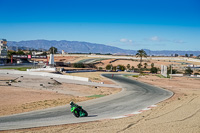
0,74,173,131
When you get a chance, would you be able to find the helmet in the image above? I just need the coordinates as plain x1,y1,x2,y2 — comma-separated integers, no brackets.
70,101,74,105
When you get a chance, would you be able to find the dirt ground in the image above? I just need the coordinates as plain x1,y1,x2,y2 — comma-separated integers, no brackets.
3,74,200,133
33,56,79,63
64,72,121,83
95,58,190,69
0,75,121,117
33,56,95,64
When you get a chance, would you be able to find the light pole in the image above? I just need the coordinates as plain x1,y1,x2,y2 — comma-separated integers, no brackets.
170,64,173,79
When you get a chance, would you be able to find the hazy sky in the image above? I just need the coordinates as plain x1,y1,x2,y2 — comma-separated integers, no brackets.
1,0,200,51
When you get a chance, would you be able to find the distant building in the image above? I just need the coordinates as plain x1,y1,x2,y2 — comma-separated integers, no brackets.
32,51,44,55
62,50,65,55
0,39,8,64
0,39,7,56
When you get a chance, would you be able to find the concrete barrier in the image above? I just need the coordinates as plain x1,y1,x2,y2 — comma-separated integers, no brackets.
169,74,200,78
65,70,96,73
169,74,184,77
27,68,56,72
0,70,89,82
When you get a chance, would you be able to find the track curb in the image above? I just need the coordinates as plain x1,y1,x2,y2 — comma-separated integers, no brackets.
110,105,157,119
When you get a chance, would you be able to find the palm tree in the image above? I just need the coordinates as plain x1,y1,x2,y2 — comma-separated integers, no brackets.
137,63,142,68
127,64,130,70
131,66,134,70
136,49,147,65
49,47,57,54
151,63,154,68
144,63,148,69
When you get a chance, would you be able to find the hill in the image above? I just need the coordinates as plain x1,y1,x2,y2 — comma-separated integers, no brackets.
7,40,200,56
7,40,136,55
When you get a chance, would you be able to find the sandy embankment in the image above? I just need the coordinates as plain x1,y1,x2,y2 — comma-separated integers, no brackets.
5,74,200,133
0,74,121,117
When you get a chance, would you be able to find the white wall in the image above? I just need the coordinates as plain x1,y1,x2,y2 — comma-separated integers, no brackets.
27,68,56,72
0,70,89,82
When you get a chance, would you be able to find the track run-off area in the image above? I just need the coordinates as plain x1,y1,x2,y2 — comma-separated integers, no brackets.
0,74,173,131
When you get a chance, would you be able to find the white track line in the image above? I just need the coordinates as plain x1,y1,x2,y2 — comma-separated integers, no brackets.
111,116,127,119
110,104,157,119
131,111,142,115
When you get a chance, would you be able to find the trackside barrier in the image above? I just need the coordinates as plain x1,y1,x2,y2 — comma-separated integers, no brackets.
0,70,89,82
169,74,184,77
27,68,56,72
169,74,200,78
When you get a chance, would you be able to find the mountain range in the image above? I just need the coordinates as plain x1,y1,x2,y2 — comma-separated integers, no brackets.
7,40,200,56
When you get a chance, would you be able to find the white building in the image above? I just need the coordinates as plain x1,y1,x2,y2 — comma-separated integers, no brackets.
0,39,8,64
0,39,7,56
62,50,65,55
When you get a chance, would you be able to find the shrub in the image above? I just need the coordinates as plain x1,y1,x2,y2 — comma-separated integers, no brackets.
184,67,193,75
150,67,158,73
112,66,117,71
131,66,134,70
117,65,126,71
132,75,139,78
106,64,112,70
73,63,85,68
167,69,177,74
99,67,103,70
